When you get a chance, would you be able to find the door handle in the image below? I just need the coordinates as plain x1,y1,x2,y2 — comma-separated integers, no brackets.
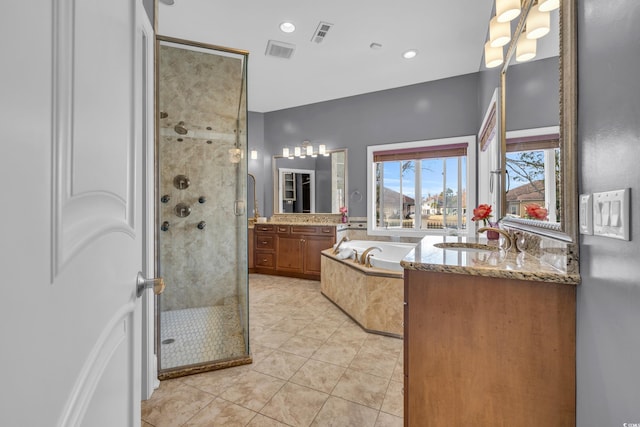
136,272,165,298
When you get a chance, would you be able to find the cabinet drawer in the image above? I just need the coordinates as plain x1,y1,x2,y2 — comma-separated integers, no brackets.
255,224,274,233
256,235,274,250
276,225,290,234
291,225,318,234
255,253,274,267
320,226,335,235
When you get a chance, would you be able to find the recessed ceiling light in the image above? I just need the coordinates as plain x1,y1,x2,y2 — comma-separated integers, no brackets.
280,22,296,33
402,49,418,59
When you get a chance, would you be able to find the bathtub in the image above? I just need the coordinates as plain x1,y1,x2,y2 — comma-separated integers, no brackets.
335,240,416,272
321,240,417,337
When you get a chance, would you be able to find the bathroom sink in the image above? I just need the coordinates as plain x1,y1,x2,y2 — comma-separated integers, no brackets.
433,242,500,253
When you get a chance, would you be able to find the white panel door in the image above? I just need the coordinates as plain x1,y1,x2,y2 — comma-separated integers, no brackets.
0,1,152,425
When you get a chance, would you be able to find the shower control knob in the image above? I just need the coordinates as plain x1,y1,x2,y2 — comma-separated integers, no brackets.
175,203,191,218
197,221,206,230
198,196,206,204
161,221,170,231
161,194,171,203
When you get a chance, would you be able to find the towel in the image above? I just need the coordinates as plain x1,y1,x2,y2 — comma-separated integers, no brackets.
335,247,355,260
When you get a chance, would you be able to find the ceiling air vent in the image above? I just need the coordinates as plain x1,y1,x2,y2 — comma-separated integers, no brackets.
311,21,333,44
265,40,295,59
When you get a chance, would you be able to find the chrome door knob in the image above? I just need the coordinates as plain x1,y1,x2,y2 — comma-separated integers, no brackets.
136,272,165,298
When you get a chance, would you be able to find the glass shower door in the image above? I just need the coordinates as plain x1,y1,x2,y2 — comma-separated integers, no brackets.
156,36,250,378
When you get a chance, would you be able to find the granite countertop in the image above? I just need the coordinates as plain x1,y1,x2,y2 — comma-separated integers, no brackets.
401,235,580,285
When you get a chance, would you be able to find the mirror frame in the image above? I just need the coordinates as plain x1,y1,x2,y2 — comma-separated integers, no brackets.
499,0,577,242
272,148,348,215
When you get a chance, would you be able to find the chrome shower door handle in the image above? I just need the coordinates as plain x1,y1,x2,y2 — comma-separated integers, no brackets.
136,272,165,298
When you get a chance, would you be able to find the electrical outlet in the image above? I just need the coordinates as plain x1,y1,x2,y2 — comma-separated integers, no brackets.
592,189,630,240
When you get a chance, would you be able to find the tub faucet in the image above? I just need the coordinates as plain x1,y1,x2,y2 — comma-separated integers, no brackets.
477,227,513,251
333,236,349,254
360,246,382,267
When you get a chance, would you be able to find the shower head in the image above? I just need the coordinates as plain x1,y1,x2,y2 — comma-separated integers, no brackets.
174,121,188,135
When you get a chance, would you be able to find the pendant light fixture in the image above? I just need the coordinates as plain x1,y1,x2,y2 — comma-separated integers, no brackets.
484,41,503,68
538,0,560,12
516,36,537,62
489,16,511,47
526,5,551,39
495,0,521,23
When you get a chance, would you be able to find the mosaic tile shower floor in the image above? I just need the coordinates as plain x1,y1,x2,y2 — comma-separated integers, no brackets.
143,274,403,427
160,304,246,369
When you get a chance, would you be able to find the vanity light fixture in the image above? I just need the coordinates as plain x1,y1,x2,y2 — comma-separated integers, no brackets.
526,5,551,39
489,16,511,47
495,0,521,22
279,22,296,33
282,141,329,159
402,49,418,59
538,0,560,12
250,149,258,160
484,40,503,68
516,35,537,62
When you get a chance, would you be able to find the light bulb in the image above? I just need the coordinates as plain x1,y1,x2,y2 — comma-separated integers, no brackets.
250,149,258,160
294,147,301,157
538,0,559,12
526,5,550,40
282,147,289,157
489,16,511,47
516,37,537,62
496,0,521,23
484,40,503,68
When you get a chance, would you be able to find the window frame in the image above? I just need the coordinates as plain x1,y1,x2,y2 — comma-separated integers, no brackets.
367,135,477,237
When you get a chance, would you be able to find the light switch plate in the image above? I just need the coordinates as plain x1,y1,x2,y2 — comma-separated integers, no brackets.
592,188,630,240
579,194,593,235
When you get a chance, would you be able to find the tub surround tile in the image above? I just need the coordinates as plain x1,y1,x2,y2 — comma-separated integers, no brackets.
402,235,580,285
321,254,404,337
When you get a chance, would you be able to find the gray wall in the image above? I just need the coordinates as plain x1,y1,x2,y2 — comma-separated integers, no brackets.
577,0,640,425
505,56,560,131
262,73,481,217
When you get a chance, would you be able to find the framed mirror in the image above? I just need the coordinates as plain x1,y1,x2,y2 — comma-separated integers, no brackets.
499,0,577,242
272,149,347,214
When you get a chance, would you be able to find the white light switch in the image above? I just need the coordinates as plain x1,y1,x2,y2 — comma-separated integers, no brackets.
592,188,630,240
579,194,593,235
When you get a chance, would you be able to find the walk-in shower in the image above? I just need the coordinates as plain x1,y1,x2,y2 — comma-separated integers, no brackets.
156,36,250,378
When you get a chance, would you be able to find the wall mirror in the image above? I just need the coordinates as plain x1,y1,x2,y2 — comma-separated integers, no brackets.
499,0,577,242
272,149,347,214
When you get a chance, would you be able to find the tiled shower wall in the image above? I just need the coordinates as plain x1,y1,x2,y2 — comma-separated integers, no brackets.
159,44,247,311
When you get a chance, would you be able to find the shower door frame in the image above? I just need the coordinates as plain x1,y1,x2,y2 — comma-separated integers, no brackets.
154,35,252,379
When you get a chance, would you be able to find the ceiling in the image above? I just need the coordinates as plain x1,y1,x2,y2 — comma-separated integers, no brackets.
158,0,499,113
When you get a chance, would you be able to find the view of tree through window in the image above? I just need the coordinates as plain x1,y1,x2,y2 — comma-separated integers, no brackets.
506,146,560,222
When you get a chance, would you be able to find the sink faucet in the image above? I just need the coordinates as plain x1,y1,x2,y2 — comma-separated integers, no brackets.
360,246,382,267
477,227,513,251
333,236,349,254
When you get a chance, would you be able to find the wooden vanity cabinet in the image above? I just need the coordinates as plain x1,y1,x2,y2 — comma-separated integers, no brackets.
254,224,335,280
254,224,275,271
404,269,576,427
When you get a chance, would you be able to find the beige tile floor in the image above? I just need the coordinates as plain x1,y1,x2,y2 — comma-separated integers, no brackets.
142,274,404,427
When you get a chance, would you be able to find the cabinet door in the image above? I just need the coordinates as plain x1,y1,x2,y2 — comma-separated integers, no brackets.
303,235,333,275
276,235,304,273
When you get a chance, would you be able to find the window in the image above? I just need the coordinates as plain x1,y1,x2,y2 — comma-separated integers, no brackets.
505,128,559,223
367,136,476,236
